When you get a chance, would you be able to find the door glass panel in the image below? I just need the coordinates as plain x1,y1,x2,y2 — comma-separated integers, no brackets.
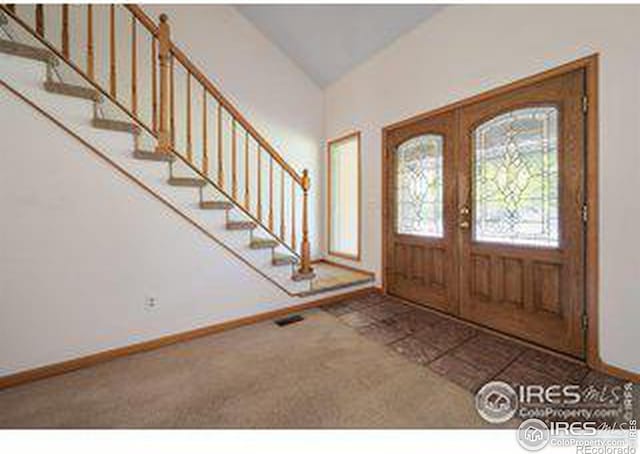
395,134,444,237
473,107,559,247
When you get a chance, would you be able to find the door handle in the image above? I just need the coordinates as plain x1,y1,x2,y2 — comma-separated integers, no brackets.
459,205,471,230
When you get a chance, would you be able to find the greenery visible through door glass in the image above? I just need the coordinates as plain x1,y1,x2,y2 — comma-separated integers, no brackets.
395,134,444,237
474,107,559,247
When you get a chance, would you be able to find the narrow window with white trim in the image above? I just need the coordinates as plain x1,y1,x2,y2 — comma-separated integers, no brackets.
328,132,361,260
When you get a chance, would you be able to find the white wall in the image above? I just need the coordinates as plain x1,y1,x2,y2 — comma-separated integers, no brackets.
0,85,350,377
324,5,640,374
143,4,326,256
0,4,330,378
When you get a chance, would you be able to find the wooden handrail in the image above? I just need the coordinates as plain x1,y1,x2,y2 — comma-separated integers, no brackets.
168,142,300,258
125,5,303,187
0,5,156,140
2,4,312,272
0,80,298,297
124,6,311,266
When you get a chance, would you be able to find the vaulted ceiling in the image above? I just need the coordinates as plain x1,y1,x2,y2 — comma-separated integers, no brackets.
235,4,445,87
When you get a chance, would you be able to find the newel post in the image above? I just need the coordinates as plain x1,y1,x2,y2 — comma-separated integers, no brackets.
296,169,315,280
155,14,172,154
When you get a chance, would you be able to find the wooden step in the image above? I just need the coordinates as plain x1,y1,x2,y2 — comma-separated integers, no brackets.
167,177,206,188
200,200,233,210
250,238,279,249
133,149,175,162
272,253,298,266
0,38,57,65
92,117,140,135
226,221,257,231
44,80,101,101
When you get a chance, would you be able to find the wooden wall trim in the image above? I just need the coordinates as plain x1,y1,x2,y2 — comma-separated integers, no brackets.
0,287,381,390
327,131,362,261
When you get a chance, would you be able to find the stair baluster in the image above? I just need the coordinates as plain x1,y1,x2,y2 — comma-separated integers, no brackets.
155,14,171,154
232,119,238,199
35,4,43,37
61,5,69,59
217,103,224,187
202,88,209,175
86,5,94,80
186,73,192,162
1,4,318,289
109,4,116,98
244,130,250,209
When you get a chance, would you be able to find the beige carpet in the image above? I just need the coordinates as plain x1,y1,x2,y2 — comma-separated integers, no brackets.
0,309,491,428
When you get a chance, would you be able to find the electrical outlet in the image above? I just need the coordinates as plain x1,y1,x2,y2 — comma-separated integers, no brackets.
144,297,158,311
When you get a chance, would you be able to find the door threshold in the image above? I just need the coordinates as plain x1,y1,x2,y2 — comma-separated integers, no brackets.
390,292,586,366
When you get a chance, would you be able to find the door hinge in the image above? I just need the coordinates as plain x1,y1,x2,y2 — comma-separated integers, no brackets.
581,314,589,331
582,95,589,113
582,204,588,223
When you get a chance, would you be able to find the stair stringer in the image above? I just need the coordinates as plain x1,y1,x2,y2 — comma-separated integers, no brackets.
0,52,313,296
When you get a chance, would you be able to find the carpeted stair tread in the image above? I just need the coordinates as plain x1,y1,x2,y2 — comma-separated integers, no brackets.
133,149,176,162
168,177,207,187
44,80,101,101
200,200,234,210
250,238,279,249
0,38,57,65
227,221,257,230
92,117,140,135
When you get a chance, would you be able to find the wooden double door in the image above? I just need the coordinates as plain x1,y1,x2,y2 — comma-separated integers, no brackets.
384,68,587,358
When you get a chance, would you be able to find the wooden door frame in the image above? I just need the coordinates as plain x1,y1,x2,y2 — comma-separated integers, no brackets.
381,54,637,381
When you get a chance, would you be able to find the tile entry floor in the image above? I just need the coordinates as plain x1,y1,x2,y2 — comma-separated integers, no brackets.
322,291,639,424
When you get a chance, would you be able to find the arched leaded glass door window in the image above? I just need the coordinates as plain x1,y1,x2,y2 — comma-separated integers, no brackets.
395,134,444,237
473,107,560,247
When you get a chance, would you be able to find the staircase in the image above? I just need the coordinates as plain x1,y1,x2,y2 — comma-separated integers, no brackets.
0,4,373,296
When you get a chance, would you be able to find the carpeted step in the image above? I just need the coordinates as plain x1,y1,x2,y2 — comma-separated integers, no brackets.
272,253,298,266
168,177,206,188
92,117,140,135
250,238,279,249
227,221,257,231
133,149,175,162
200,200,233,210
44,80,101,102
0,38,57,65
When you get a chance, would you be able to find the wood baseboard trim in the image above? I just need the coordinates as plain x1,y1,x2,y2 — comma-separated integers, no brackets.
0,286,381,390
593,358,640,383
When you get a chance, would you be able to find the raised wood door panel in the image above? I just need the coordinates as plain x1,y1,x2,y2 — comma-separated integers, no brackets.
457,69,586,357
385,110,458,314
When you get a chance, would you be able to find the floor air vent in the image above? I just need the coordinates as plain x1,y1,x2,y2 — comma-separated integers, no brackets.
274,314,304,327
